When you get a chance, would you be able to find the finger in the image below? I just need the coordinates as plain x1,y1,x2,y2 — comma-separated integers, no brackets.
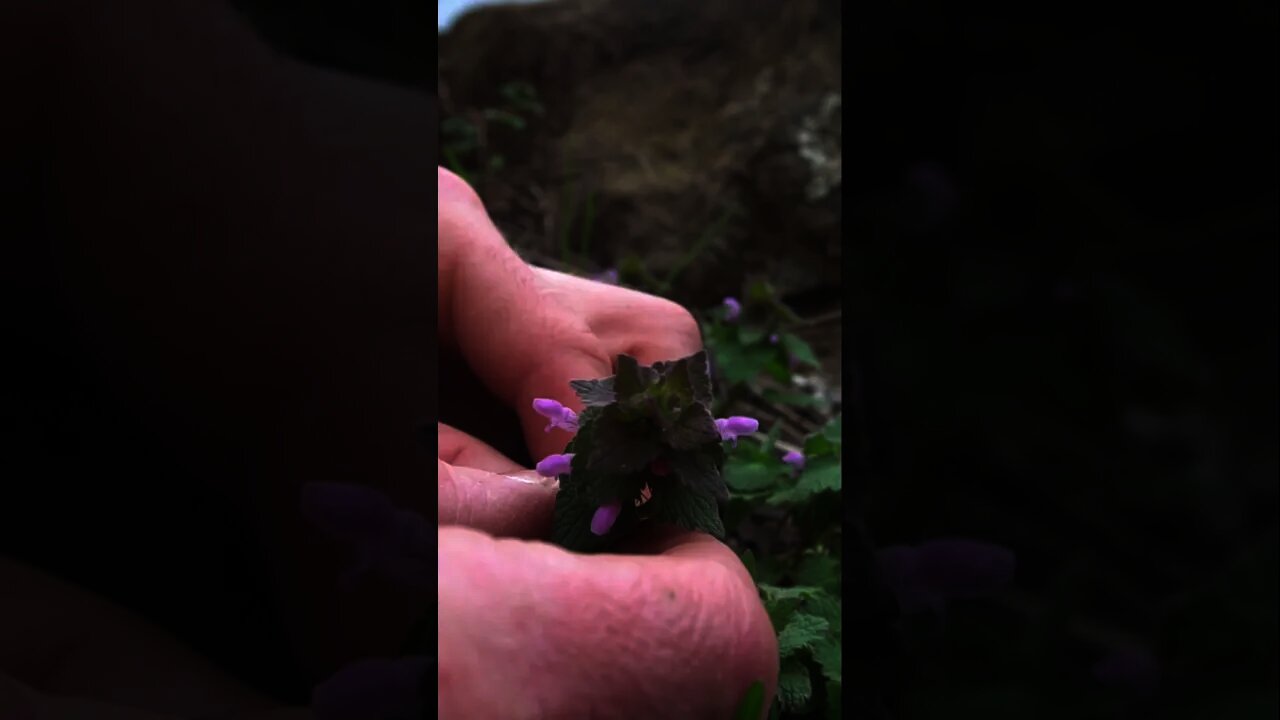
530,268,704,366
438,527,779,719
438,169,613,462
437,460,557,539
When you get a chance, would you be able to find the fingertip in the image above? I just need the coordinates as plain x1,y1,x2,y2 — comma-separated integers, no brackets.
437,462,557,539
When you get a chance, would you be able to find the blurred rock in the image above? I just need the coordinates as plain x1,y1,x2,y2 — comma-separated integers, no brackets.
439,0,842,307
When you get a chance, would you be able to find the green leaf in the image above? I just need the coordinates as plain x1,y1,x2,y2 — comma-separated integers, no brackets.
652,474,725,538
821,415,842,443
568,377,616,407
813,638,842,684
584,405,662,475
724,459,779,493
777,658,813,712
613,354,657,399
766,484,812,506
660,404,721,450
738,325,767,345
669,448,728,501
714,343,778,386
550,479,605,552
804,592,842,635
758,584,826,603
777,613,829,657
733,681,767,720
796,456,842,494
795,552,841,593
781,333,820,367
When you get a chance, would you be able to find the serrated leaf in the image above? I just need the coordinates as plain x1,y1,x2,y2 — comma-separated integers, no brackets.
651,350,714,406
614,354,656,399
569,377,616,407
652,475,725,538
669,449,728,501
660,404,721,449
812,639,842,684
758,584,826,603
759,584,824,630
795,552,841,592
777,658,813,711
724,459,779,493
781,334,819,367
777,613,829,657
733,681,767,720
585,405,662,475
796,456,841,494
550,481,604,552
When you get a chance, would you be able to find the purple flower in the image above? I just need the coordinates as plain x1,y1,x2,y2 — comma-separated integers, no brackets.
594,268,619,285
769,333,780,345
782,450,805,470
723,297,741,322
715,416,759,444
536,453,574,477
532,398,579,433
591,501,622,535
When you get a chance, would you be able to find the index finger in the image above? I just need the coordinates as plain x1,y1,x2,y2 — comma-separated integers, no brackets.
437,168,611,462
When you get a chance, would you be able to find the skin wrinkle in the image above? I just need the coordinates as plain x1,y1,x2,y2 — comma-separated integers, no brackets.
439,527,775,718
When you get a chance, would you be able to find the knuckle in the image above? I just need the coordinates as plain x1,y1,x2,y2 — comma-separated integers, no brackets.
438,166,484,211
658,301,702,347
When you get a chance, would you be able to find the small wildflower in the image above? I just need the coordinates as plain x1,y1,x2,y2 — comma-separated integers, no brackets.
782,450,805,470
590,501,622,535
535,453,574,477
594,268,619,285
769,333,780,345
532,398,579,433
722,297,741,322
715,416,759,445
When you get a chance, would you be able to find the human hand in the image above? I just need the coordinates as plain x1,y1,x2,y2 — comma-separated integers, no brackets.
437,168,778,718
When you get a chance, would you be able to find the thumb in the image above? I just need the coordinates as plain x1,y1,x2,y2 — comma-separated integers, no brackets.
437,460,558,539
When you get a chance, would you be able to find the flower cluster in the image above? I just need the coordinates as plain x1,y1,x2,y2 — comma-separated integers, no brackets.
534,396,754,539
